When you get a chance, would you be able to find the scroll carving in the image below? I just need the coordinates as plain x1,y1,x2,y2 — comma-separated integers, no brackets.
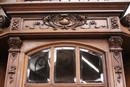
113,51,122,83
0,15,10,33
25,14,107,30
8,65,16,84
7,37,22,84
110,17,119,29
120,13,130,31
109,36,123,83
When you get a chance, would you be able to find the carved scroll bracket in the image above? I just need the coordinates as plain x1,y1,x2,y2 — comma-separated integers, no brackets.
7,37,22,84
120,13,130,31
109,36,124,86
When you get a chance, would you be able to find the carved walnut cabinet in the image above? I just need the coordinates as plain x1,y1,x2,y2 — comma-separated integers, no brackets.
0,1,130,87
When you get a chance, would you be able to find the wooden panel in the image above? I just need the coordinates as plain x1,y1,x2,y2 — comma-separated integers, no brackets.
0,63,6,87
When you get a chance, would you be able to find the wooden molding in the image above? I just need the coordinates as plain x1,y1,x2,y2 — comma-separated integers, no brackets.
0,2,129,17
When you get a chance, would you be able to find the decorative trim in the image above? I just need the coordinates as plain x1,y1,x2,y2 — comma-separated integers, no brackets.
11,19,20,31
25,14,107,30
110,17,119,29
7,37,22,84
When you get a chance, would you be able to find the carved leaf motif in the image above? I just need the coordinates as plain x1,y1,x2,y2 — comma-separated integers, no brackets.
109,36,123,48
8,37,22,49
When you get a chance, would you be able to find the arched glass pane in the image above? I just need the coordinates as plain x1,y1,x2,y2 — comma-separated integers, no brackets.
80,48,103,83
27,49,51,83
54,47,76,83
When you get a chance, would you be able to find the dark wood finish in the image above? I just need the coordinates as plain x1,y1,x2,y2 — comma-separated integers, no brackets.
0,62,6,87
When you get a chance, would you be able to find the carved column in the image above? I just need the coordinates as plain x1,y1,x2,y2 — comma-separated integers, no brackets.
4,37,22,87
109,36,126,87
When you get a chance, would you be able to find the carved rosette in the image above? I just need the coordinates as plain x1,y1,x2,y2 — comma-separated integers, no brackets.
11,19,20,31
109,36,123,84
7,37,22,84
110,17,119,29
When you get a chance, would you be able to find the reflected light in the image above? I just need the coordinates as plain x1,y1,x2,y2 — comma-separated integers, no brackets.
47,78,50,82
74,77,76,82
82,56,99,73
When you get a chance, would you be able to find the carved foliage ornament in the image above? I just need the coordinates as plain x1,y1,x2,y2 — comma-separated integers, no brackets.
8,37,22,49
109,36,123,48
25,14,107,30
113,51,122,83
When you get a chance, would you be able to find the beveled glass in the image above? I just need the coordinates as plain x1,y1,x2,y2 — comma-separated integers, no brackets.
27,49,51,83
80,48,103,83
54,47,76,83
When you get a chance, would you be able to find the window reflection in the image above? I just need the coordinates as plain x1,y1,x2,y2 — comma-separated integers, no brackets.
27,49,50,83
80,48,103,83
54,47,76,83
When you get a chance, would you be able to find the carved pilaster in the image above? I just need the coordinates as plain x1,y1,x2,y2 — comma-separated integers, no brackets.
109,36,126,87
5,37,22,87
